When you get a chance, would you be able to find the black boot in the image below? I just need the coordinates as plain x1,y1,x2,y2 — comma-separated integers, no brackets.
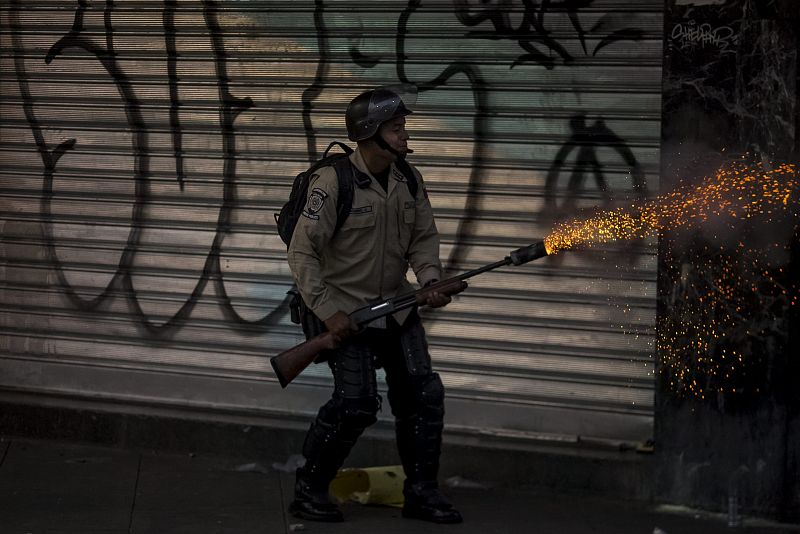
402,480,463,524
289,469,344,522
393,374,461,523
289,394,377,523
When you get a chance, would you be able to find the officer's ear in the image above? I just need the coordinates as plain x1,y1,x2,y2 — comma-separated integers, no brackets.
357,136,380,155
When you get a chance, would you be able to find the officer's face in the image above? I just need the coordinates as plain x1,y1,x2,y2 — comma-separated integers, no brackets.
378,116,410,156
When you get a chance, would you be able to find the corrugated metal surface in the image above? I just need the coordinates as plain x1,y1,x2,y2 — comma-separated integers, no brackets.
0,0,662,444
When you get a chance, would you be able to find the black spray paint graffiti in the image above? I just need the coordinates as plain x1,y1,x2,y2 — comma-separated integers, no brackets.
164,0,187,189
454,0,646,232
9,0,287,337
452,1,648,264
454,0,646,69
545,114,645,213
11,0,145,314
450,1,649,268
11,0,647,337
454,0,646,261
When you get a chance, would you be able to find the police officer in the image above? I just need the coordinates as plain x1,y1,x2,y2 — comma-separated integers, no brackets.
286,85,463,524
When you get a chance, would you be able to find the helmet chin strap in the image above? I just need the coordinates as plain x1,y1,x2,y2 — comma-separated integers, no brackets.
374,133,413,159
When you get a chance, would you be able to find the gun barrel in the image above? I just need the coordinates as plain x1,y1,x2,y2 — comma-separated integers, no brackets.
508,241,548,266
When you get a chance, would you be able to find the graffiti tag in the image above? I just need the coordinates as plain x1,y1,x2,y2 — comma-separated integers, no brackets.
671,21,737,51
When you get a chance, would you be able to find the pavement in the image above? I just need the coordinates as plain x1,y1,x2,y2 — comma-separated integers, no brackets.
1,436,798,534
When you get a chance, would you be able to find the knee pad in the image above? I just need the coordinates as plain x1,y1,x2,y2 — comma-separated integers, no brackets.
302,417,335,460
392,373,444,420
399,317,432,376
417,373,444,409
340,395,381,429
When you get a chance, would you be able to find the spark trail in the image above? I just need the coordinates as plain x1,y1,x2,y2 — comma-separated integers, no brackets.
541,159,798,399
543,160,798,255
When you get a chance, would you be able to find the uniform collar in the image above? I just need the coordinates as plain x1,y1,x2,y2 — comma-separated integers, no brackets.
351,147,404,197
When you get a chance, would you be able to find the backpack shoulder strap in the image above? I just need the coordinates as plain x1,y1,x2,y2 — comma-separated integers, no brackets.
394,158,419,199
331,156,355,233
322,140,353,159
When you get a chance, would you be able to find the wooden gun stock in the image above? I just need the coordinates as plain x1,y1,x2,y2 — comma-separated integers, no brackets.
270,331,338,388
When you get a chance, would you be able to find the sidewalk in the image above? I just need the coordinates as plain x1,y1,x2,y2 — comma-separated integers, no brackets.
0,436,797,534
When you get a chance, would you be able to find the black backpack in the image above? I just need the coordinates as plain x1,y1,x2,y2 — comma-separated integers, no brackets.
275,141,418,335
274,141,418,248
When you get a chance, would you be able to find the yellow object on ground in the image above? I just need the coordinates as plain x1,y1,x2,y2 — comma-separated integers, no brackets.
329,465,406,508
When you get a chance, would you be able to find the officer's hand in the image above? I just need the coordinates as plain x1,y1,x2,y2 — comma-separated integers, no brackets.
423,280,452,309
324,311,358,342
424,291,452,309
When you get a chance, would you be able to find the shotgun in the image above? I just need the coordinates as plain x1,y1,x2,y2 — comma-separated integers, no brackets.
271,241,548,388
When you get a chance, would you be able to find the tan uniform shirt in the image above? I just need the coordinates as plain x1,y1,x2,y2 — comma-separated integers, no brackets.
288,148,442,325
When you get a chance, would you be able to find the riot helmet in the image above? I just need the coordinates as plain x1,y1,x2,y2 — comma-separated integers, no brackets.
345,84,417,142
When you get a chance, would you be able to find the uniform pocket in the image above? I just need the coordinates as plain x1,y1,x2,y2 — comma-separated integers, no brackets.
398,201,416,246
402,200,417,224
344,205,375,229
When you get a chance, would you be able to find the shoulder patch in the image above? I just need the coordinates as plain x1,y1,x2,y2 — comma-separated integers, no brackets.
302,187,328,220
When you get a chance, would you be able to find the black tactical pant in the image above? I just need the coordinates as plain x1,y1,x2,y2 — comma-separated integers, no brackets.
296,310,445,491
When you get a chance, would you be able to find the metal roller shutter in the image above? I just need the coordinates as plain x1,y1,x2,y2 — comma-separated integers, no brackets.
0,0,662,446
